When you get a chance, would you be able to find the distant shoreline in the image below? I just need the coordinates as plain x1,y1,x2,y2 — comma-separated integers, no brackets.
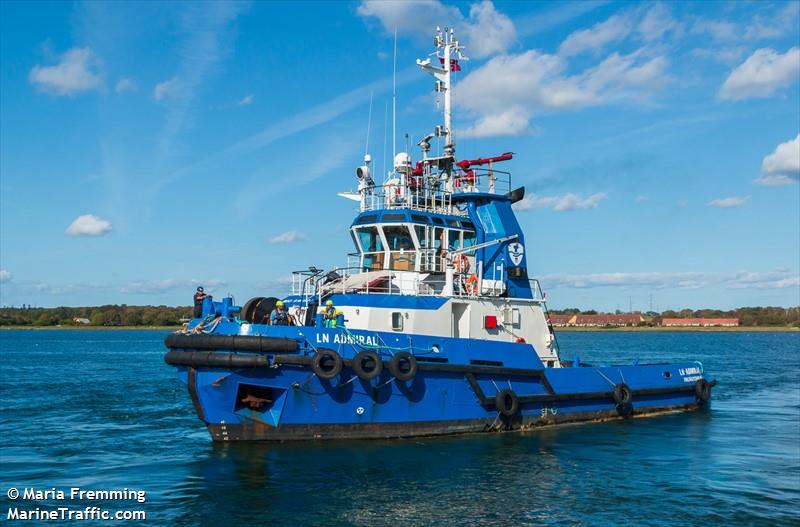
0,326,178,331
553,326,799,332
0,325,797,333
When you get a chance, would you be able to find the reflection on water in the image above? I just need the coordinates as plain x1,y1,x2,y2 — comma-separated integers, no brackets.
0,330,798,526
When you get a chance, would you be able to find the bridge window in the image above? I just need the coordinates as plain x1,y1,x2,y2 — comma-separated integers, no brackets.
354,226,385,271
463,230,476,250
414,225,428,248
384,225,416,271
384,225,415,250
448,229,461,251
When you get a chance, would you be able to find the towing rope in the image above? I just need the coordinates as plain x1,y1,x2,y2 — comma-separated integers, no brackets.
339,326,437,356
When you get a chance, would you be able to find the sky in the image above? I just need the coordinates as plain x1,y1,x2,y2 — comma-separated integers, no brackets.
1,0,799,312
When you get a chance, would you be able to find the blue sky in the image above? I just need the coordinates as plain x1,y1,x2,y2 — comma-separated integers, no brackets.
1,0,798,311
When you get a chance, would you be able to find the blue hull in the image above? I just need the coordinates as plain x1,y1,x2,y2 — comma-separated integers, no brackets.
165,321,714,441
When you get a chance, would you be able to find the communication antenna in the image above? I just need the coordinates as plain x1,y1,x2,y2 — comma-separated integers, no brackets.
365,92,373,156
382,101,388,179
392,27,397,165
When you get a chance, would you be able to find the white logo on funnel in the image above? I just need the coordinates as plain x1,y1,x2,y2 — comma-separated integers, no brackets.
508,242,524,266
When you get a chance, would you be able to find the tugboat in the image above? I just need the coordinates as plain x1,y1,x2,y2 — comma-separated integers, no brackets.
165,28,715,441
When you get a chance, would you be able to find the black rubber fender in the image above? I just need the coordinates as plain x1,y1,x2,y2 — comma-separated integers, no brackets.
164,350,271,368
164,333,299,353
612,383,633,406
312,349,343,380
388,352,418,382
495,388,519,417
694,378,711,404
352,350,383,380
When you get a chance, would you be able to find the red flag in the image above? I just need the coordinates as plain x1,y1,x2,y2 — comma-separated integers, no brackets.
438,57,461,72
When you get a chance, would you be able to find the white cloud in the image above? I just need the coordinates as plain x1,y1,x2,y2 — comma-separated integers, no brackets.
120,278,225,294
720,47,800,100
459,1,516,58
743,2,800,40
65,214,113,236
457,49,668,137
29,47,102,96
460,110,532,138
634,194,648,203
691,19,738,42
756,134,800,186
115,77,136,93
514,192,608,212
236,94,254,106
727,270,800,290
269,230,307,244
708,196,749,208
637,3,682,42
0,270,11,283
692,3,799,43
356,0,516,58
559,14,632,57
541,271,709,289
153,77,179,101
539,269,800,291
690,47,747,64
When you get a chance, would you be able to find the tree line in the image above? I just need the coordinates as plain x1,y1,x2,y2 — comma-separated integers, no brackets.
1,304,797,328
0,305,193,327
549,306,800,327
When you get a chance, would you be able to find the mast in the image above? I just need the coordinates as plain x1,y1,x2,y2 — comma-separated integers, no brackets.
417,27,467,160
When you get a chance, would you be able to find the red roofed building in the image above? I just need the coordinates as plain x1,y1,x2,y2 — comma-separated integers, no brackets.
661,318,739,327
573,314,644,326
547,314,576,326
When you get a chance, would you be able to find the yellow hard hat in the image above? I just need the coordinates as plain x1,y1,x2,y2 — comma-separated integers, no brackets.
276,300,284,307
326,300,334,306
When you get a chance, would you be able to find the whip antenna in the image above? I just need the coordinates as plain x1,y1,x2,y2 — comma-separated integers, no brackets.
365,92,373,156
392,27,397,167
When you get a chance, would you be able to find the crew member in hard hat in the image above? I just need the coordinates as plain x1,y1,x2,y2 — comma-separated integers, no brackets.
270,300,290,326
193,286,209,318
321,299,341,328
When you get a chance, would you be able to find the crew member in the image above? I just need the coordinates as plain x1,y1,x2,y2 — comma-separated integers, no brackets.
193,286,209,318
321,300,340,328
270,300,290,326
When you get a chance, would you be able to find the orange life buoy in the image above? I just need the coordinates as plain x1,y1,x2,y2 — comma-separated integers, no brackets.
453,254,470,274
466,274,478,295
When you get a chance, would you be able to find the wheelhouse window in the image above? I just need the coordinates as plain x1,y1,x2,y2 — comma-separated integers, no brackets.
463,230,476,251
384,225,416,271
448,229,461,251
354,226,385,270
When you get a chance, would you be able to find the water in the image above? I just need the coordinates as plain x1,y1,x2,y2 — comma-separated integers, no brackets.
1,330,798,526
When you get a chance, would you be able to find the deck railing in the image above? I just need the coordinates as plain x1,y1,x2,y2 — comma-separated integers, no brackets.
357,167,512,214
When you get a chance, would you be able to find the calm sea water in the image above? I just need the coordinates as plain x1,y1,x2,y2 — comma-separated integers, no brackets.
1,330,798,526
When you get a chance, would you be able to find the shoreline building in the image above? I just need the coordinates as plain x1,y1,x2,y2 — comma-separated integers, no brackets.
661,318,739,327
547,314,645,327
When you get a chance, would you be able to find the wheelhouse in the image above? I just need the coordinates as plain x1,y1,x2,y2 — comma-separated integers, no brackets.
350,210,477,273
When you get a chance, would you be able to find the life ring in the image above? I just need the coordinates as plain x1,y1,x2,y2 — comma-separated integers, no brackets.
312,349,342,380
495,389,519,417
694,378,710,404
352,350,383,380
465,274,479,295
612,383,632,406
453,253,470,273
388,351,417,381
